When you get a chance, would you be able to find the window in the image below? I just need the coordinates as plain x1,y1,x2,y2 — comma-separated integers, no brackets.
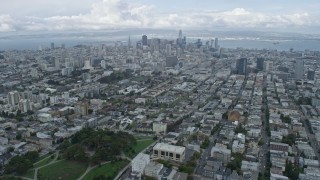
154,150,158,154
166,152,168,156
176,154,180,158
161,151,165,156
169,152,173,157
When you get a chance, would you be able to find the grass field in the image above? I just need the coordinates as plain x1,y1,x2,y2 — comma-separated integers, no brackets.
133,139,155,153
33,155,54,168
22,169,35,179
38,160,87,180
125,136,155,158
36,153,52,162
83,160,129,180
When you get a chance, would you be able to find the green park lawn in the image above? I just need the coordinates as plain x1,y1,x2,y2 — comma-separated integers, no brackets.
125,136,155,158
38,160,87,180
133,139,155,153
22,169,35,179
33,155,55,168
83,160,129,180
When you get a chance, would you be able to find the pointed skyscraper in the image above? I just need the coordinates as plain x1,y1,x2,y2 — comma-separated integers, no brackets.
128,35,131,48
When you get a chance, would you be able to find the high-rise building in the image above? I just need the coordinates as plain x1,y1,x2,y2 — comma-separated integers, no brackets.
177,30,183,46
101,60,106,69
214,38,219,49
8,91,20,106
264,61,273,72
256,58,264,71
236,58,247,75
54,57,60,70
176,48,182,57
142,35,148,46
166,44,172,56
50,42,55,50
19,99,32,113
295,60,304,79
307,70,315,81
128,35,131,48
83,59,93,70
179,30,183,40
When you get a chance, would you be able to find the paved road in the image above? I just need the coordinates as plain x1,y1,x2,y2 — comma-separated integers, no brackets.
194,133,218,176
259,76,270,177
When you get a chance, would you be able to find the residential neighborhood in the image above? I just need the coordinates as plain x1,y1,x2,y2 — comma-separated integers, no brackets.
0,30,320,180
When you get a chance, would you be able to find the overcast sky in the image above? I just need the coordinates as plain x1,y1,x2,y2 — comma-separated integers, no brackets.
0,0,319,33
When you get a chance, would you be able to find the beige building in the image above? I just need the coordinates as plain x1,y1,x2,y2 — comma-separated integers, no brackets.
152,143,185,162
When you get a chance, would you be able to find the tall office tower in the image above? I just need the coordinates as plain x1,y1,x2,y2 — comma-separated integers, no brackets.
307,70,315,81
166,44,172,56
54,57,60,70
236,58,248,75
8,91,20,106
142,35,148,46
179,30,183,40
177,29,183,46
294,60,304,79
128,35,131,48
210,39,214,48
50,42,55,49
256,58,264,71
61,43,65,49
214,38,219,49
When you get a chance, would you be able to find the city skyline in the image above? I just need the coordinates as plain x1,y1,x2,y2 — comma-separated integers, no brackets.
0,0,320,33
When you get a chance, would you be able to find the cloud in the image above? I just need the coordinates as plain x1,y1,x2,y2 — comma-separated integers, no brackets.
1,0,319,32
0,15,15,32
32,0,155,31
155,8,316,29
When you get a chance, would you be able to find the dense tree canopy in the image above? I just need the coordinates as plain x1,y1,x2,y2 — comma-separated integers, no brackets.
5,151,39,175
98,71,131,84
62,128,136,164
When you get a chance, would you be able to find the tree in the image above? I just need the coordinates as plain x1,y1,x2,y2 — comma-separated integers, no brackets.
258,139,264,146
58,140,71,150
63,144,88,162
234,124,247,135
281,134,296,146
5,151,39,175
16,133,22,140
283,160,302,180
200,137,210,149
227,153,243,174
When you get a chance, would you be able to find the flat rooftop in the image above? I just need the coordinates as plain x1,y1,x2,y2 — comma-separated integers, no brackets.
153,143,185,154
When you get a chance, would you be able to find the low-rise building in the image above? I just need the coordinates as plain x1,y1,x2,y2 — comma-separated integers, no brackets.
152,143,185,162
131,153,150,176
